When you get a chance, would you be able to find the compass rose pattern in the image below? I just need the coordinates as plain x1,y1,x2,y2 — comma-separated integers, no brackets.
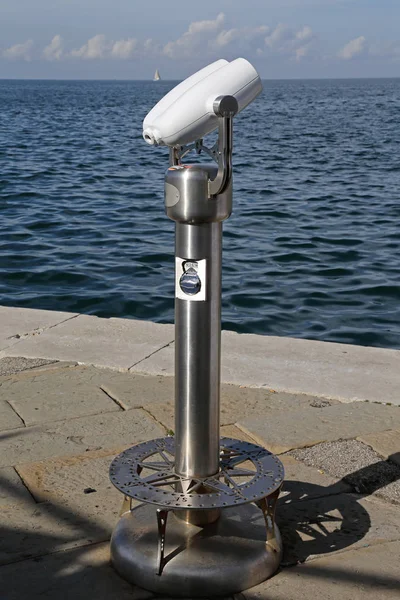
110,437,284,510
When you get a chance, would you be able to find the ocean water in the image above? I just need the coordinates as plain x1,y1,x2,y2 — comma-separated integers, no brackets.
1,78,399,349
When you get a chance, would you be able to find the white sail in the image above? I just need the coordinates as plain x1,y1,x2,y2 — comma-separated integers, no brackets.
153,69,161,81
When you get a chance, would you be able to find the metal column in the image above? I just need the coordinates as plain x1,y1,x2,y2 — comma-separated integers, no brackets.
109,96,285,597
174,222,222,480
166,161,231,524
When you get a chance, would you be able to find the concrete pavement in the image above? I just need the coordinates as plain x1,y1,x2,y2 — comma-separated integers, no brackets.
1,355,399,598
0,306,399,598
1,305,400,404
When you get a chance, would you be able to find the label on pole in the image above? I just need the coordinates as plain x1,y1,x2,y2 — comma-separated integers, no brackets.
176,258,206,301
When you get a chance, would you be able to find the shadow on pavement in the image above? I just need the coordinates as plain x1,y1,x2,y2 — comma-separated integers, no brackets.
278,452,400,565
0,454,399,598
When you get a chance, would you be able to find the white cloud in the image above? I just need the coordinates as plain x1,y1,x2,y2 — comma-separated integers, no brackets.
293,26,314,61
295,46,309,61
69,34,143,60
6,17,377,69
263,23,315,61
111,38,137,59
43,35,63,61
143,38,160,55
187,12,225,35
338,36,366,60
3,39,33,61
296,25,313,42
265,23,291,49
162,14,311,61
215,26,269,50
163,13,226,58
215,28,239,48
70,34,108,59
161,14,315,63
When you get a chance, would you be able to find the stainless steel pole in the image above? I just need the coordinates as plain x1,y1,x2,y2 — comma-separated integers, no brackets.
174,221,222,480
165,162,232,524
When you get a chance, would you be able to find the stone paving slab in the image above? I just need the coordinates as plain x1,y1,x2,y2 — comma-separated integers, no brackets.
2,306,400,406
278,492,400,566
131,331,400,405
237,401,400,454
0,500,112,565
4,362,330,431
221,330,400,405
0,342,399,597
144,393,336,433
16,448,135,523
220,424,258,444
357,430,400,466
101,372,174,409
0,398,24,430
0,368,122,425
3,313,174,370
243,540,400,600
291,440,400,505
0,306,78,352
219,387,335,424
2,367,121,426
143,401,174,431
0,408,164,468
0,466,35,507
130,343,174,376
1,449,143,566
1,363,171,405
0,542,150,600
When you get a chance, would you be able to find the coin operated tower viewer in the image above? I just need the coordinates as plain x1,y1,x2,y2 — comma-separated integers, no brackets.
109,58,285,597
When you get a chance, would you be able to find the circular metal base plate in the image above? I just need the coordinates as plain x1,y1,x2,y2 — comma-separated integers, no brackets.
110,437,284,510
111,503,282,597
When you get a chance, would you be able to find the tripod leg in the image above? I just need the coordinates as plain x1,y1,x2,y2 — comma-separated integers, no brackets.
156,509,169,576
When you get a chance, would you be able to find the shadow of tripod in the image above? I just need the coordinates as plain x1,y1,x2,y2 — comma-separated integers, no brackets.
277,452,400,565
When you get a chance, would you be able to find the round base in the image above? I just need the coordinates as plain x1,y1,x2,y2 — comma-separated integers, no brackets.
110,503,282,597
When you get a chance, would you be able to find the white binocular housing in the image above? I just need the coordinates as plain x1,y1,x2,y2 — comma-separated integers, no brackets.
143,58,262,147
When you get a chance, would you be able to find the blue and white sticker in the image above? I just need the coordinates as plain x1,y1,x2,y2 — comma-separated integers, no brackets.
175,257,206,301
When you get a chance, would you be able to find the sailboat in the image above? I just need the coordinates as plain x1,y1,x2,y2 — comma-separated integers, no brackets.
153,69,161,81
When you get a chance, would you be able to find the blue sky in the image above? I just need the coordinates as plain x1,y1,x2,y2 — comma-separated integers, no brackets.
1,0,399,79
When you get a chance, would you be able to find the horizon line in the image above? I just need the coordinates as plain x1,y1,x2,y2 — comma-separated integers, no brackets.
1,75,400,82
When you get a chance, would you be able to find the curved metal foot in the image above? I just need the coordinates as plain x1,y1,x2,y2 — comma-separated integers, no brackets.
120,495,133,516
255,484,282,554
157,509,169,576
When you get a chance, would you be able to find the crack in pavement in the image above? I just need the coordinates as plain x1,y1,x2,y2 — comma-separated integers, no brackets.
4,313,80,343
127,338,174,371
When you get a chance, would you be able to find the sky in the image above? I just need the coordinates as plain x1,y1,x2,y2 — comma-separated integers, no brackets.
0,0,399,79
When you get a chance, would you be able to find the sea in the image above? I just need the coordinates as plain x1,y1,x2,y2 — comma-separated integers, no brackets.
1,78,399,349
